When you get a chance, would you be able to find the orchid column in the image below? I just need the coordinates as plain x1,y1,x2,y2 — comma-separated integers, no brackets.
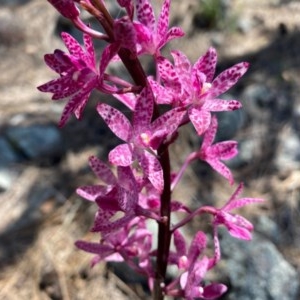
38,1,263,299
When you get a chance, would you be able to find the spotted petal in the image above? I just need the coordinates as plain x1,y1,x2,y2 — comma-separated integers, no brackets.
58,88,91,127
203,99,242,111
205,158,234,185
97,103,133,142
159,27,185,49
137,151,163,192
76,185,112,202
136,0,155,31
109,143,134,166
157,0,171,38
132,87,154,132
89,156,117,185
209,62,249,98
61,32,86,59
189,107,211,136
193,47,217,83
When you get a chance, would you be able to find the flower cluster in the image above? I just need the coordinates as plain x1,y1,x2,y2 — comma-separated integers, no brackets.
39,0,263,299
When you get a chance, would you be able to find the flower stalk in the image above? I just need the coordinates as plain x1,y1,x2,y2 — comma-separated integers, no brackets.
154,148,172,299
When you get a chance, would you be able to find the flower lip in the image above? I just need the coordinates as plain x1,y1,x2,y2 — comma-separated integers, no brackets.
139,132,151,147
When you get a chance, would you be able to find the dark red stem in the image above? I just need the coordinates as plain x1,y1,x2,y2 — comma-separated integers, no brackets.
153,148,172,300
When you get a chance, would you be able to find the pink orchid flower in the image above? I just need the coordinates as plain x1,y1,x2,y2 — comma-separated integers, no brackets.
133,0,184,56
77,156,159,233
166,233,226,299
157,48,249,135
75,217,152,270
171,115,237,191
180,256,227,300
97,86,185,192
38,32,100,127
169,230,207,270
213,182,264,241
207,182,265,266
197,115,238,184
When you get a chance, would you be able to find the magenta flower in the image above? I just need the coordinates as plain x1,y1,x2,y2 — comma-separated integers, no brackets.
97,86,185,192
38,32,100,127
76,155,118,202
169,230,207,270
180,256,227,300
133,0,184,56
170,115,237,191
75,217,152,270
77,156,159,233
196,115,238,184
166,232,226,299
200,183,264,267
157,48,249,135
212,183,264,241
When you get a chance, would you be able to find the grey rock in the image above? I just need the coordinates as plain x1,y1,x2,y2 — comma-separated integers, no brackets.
0,168,19,192
0,136,21,166
0,0,31,5
237,17,255,34
210,32,225,47
275,126,300,171
228,137,259,168
0,9,26,46
216,108,245,141
255,215,280,244
220,231,299,300
5,125,64,162
241,84,275,123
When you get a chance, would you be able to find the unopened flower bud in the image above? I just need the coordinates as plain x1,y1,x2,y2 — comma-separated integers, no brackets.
48,0,80,19
117,0,132,8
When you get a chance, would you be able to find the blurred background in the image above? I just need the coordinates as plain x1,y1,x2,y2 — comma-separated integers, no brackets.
0,0,300,299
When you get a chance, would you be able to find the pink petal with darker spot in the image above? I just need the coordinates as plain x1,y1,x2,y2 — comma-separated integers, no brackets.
209,62,249,98
83,33,96,66
159,27,185,49
210,141,238,160
157,0,171,38
132,87,154,131
206,158,234,185
137,151,163,193
88,156,117,184
194,47,217,83
203,99,242,111
76,185,111,202
61,32,85,59
58,89,88,127
189,107,211,135
109,143,133,166
201,114,218,148
136,0,155,31
97,103,132,141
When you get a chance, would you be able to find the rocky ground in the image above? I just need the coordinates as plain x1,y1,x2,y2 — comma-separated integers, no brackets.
0,0,300,299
